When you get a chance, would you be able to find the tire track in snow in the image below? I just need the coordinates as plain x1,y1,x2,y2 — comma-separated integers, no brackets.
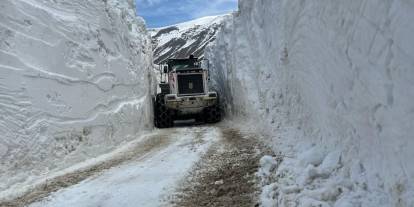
0,130,175,207
26,126,219,207
170,128,274,207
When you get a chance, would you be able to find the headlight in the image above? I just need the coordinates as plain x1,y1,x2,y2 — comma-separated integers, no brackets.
208,92,217,98
166,95,176,100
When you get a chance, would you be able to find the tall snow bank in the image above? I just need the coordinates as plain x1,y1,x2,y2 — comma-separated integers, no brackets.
206,0,414,206
0,0,153,196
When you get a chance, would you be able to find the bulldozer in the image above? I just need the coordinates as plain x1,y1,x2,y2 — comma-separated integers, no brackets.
153,55,221,128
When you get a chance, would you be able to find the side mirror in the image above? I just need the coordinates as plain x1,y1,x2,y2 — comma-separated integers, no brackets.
204,59,211,80
163,66,168,73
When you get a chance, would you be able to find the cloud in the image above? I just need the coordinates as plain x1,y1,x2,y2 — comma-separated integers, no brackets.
188,0,238,18
136,0,238,27
136,0,163,7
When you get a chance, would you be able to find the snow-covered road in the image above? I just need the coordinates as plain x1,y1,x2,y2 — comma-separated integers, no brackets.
26,126,220,207
2,125,270,207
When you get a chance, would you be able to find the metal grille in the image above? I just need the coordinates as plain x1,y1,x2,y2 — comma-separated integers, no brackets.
177,74,204,95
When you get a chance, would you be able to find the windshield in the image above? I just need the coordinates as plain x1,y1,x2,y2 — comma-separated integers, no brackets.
168,59,200,70
172,64,193,70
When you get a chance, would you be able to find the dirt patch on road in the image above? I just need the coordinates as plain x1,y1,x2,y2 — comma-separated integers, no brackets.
170,128,273,207
1,131,173,207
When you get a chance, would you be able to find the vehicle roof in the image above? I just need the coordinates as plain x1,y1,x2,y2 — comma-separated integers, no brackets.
161,55,199,64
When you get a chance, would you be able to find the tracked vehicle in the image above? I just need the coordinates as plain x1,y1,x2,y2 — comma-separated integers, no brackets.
154,55,221,128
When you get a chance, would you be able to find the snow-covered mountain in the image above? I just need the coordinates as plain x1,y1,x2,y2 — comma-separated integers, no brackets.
0,0,153,198
207,0,414,206
150,15,226,64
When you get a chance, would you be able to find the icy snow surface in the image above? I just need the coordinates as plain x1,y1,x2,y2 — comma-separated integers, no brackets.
29,127,219,207
0,0,153,198
206,0,414,206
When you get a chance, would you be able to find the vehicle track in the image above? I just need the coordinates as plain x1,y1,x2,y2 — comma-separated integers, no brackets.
1,126,272,207
169,128,273,207
0,130,174,207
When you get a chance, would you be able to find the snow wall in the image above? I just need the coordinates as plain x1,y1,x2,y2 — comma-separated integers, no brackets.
206,0,414,206
0,0,153,195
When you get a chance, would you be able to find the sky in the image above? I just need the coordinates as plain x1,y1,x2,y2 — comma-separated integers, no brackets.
136,0,238,28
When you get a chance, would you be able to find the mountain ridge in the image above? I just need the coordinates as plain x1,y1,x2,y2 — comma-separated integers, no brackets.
150,15,228,64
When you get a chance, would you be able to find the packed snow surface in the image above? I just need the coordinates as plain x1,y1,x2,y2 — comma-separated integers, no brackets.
0,0,153,198
206,0,414,206
29,127,219,207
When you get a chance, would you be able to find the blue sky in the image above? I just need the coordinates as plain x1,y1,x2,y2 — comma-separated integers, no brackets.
136,0,238,28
